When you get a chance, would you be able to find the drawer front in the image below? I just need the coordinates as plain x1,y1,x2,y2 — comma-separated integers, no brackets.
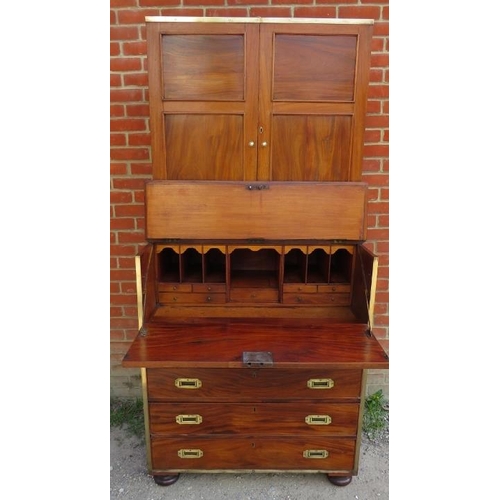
157,283,193,292
192,283,226,293
317,284,351,293
151,436,355,471
147,368,362,401
282,293,350,305
149,402,359,436
159,292,226,304
282,284,318,293
229,288,279,303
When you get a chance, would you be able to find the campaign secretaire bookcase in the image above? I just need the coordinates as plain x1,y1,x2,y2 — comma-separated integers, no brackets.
122,16,389,487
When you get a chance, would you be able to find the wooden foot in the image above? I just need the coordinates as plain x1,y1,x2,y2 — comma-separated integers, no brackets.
153,474,180,486
327,475,352,486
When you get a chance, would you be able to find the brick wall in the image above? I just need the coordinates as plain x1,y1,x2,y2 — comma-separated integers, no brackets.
110,0,389,398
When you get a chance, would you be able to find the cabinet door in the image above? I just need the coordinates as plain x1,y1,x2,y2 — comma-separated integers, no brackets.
147,21,260,180
257,22,373,182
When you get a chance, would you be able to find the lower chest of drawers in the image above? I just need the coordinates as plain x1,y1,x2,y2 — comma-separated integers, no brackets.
145,368,364,473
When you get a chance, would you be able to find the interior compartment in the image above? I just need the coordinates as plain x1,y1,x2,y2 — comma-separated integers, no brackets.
230,248,280,288
330,249,353,284
204,248,226,283
180,248,203,283
157,247,180,283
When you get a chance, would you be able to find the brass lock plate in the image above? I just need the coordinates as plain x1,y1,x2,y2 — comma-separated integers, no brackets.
242,351,274,367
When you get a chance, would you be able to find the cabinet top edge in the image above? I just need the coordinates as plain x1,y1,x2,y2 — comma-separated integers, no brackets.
145,16,374,25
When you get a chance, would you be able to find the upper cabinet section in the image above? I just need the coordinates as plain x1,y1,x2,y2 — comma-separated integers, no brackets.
146,17,373,182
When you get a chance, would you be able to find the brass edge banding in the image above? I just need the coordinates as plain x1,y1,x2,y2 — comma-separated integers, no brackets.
145,16,374,25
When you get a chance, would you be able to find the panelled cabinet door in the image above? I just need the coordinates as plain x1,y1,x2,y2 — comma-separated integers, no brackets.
258,22,373,182
146,18,373,182
147,21,260,180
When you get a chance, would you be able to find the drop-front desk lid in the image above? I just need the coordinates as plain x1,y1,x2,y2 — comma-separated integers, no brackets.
122,318,389,369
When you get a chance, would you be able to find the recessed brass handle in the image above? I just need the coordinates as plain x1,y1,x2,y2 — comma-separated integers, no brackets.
175,378,202,389
303,449,329,459
178,449,203,459
305,415,332,425
176,414,203,425
307,378,334,389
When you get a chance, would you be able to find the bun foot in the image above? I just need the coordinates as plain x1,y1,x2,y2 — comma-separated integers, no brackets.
327,475,352,486
153,474,180,486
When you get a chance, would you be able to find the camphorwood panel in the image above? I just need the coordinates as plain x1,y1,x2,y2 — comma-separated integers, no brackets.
149,402,359,436
150,436,356,471
145,181,367,241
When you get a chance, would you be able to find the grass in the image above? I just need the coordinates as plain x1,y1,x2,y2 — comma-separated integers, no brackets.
362,389,389,441
110,397,145,439
111,391,389,442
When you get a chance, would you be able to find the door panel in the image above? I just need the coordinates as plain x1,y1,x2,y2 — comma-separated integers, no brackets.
161,34,245,101
164,114,244,180
270,115,353,181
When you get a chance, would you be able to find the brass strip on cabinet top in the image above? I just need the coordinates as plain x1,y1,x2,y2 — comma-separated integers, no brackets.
145,16,374,25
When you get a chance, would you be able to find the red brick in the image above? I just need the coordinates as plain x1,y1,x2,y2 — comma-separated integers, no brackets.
110,57,142,72
140,0,180,5
110,133,126,146
113,178,148,190
294,7,337,18
111,104,125,117
126,104,150,117
111,218,136,231
110,42,120,56
110,163,128,175
110,118,147,132
123,41,148,56
377,214,389,228
373,22,388,37
111,88,144,103
123,72,149,87
368,84,389,99
118,9,160,25
130,162,153,175
371,53,389,68
129,133,152,146
362,159,382,172
160,8,204,16
338,6,381,20
185,0,225,5
364,144,389,158
111,244,141,257
110,73,121,87
111,0,136,6
118,230,148,243
111,147,150,161
205,8,248,16
227,0,267,5
111,189,134,203
115,204,146,218
362,173,389,186
110,26,139,41
250,7,292,17
367,201,389,214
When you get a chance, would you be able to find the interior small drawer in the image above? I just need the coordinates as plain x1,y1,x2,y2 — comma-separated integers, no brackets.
192,283,226,293
157,283,192,292
317,284,351,293
282,284,318,293
282,293,351,305
151,435,356,472
147,368,362,401
229,288,279,303
158,292,226,304
149,402,359,436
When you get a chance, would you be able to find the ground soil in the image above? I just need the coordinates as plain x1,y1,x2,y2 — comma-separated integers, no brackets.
110,426,388,499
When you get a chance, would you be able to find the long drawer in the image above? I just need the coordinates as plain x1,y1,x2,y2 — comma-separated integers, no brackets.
151,436,356,471
149,402,359,435
147,368,363,401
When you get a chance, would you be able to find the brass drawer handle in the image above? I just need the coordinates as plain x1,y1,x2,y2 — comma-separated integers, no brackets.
303,449,329,459
175,378,202,389
176,414,203,425
305,414,332,425
178,449,204,459
307,378,334,389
